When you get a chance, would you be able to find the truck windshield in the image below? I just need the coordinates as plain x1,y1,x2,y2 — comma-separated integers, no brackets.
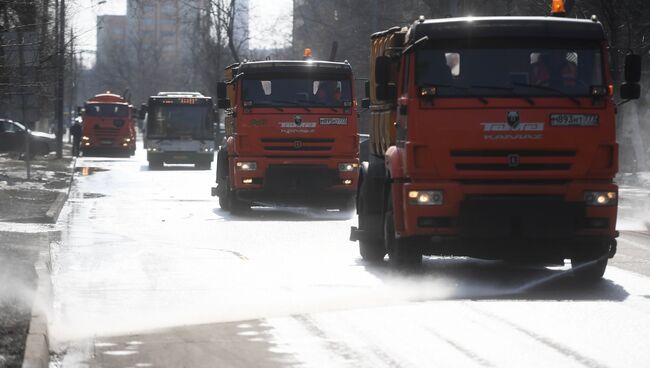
242,78,352,107
147,105,213,139
85,104,129,117
415,42,603,98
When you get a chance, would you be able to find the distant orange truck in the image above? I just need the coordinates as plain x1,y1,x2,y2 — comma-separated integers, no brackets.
80,92,136,157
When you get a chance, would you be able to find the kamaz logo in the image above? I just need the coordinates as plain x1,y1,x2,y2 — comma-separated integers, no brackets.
507,111,520,128
294,141,303,149
482,121,544,140
294,115,302,126
481,122,544,132
507,154,520,167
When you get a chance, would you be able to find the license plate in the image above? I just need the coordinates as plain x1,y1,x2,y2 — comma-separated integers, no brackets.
101,140,112,145
550,114,599,127
173,155,187,160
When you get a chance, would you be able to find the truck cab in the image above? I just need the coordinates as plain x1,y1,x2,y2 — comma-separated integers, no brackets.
213,60,359,212
80,92,136,157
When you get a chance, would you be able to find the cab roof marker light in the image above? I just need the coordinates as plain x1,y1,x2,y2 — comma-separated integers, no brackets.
551,0,566,16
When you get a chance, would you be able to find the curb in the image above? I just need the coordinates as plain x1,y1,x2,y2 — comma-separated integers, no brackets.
21,250,52,368
44,157,76,224
22,157,76,367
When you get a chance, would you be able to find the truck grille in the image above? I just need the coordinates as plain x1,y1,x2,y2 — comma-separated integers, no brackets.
94,126,121,139
451,150,575,172
261,138,334,152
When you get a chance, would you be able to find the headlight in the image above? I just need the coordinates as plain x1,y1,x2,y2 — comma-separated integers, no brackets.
124,138,132,142
147,147,160,152
200,146,214,152
338,163,359,172
236,161,257,171
584,191,617,206
408,190,443,205
82,136,90,141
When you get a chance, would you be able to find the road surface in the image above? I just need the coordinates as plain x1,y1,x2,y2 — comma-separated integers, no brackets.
50,146,650,367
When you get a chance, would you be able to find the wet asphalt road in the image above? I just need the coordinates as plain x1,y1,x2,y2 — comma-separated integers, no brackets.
51,147,650,368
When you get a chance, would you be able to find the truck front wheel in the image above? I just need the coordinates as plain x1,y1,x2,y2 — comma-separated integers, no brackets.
149,160,163,170
571,239,611,282
384,191,422,268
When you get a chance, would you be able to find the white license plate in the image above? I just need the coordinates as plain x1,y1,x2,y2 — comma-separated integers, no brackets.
173,155,188,160
101,140,112,145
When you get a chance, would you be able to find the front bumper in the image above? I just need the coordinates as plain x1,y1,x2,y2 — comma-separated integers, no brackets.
229,157,358,203
399,181,618,240
148,151,214,164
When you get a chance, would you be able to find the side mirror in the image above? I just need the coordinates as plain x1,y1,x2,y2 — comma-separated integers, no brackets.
375,56,391,86
217,82,227,100
138,104,147,120
217,98,231,109
620,83,640,100
620,54,642,100
624,54,641,83
216,82,230,109
375,84,397,101
361,98,370,109
76,106,84,115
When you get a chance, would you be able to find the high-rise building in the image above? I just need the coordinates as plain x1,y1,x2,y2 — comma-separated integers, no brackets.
96,15,127,66
233,0,250,55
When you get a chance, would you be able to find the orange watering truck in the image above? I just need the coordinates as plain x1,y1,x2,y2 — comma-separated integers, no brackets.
212,58,359,212
350,4,642,280
80,92,136,157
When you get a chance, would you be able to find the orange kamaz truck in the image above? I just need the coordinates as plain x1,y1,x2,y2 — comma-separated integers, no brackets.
80,92,136,157
212,59,359,212
350,7,642,280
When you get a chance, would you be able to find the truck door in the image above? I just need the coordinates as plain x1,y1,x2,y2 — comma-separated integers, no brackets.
396,54,411,148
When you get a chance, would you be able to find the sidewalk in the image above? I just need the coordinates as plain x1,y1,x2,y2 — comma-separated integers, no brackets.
0,149,74,223
0,148,74,368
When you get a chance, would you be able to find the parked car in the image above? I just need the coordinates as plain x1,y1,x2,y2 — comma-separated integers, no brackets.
0,119,56,156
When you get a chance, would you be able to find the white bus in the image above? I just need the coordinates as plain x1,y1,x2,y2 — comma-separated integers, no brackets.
142,92,215,169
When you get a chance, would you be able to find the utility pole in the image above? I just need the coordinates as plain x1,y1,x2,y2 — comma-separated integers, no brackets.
56,0,65,158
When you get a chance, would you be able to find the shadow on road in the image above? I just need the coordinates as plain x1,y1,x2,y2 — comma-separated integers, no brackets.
358,256,629,302
212,206,355,222
140,164,212,172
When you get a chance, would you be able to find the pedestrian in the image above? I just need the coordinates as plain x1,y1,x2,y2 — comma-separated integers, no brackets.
70,119,82,157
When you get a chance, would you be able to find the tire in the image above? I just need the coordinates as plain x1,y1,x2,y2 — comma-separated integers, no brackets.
339,194,356,212
384,190,422,268
358,197,385,263
218,191,230,210
572,258,607,282
149,160,163,170
218,177,231,210
571,238,611,282
356,161,386,263
230,196,251,214
195,162,211,170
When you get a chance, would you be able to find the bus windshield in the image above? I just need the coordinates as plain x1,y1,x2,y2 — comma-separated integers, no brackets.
85,104,129,117
415,40,603,98
242,78,352,108
147,105,213,139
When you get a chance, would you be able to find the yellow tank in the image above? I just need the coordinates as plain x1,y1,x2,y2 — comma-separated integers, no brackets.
368,27,406,157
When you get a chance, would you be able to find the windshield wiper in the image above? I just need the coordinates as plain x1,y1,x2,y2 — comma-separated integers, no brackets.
271,100,312,112
512,82,581,106
470,85,535,106
300,100,338,112
251,101,284,112
423,84,488,105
